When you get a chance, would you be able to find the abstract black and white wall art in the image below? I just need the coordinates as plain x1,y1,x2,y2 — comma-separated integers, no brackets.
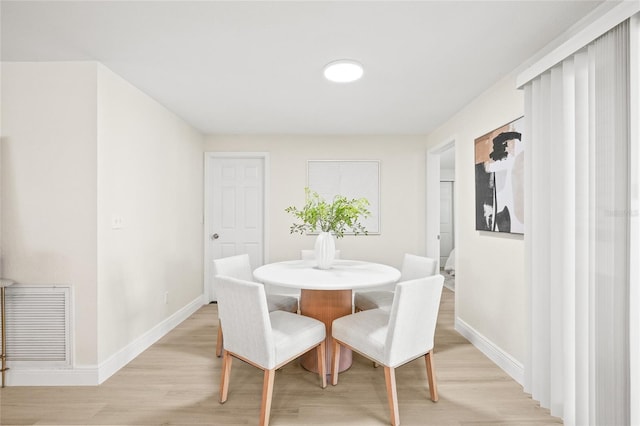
474,117,524,234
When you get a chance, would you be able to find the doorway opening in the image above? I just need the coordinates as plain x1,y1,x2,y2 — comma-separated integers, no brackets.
439,146,455,291
426,140,456,291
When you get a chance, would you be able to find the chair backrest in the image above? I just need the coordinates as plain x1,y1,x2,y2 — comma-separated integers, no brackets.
384,274,444,367
213,254,254,281
400,254,437,281
215,275,275,369
301,249,341,260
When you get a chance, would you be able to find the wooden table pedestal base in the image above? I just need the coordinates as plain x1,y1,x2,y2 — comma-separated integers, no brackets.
299,289,353,374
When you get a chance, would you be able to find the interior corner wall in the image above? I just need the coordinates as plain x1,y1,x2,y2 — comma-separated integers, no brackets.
203,135,427,269
1,62,99,366
96,64,204,365
426,74,526,366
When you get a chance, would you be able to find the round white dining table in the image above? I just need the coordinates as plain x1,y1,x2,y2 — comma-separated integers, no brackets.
253,259,400,373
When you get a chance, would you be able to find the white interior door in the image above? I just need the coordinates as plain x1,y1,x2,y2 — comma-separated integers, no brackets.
205,154,266,301
439,181,454,266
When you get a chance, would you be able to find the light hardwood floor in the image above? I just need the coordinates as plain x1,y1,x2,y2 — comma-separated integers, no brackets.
0,288,561,425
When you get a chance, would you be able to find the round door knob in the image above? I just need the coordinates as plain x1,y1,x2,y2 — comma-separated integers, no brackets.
211,233,219,240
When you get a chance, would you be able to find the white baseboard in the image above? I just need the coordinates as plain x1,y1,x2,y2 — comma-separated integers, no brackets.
6,294,206,386
5,366,100,386
97,295,206,384
455,317,524,385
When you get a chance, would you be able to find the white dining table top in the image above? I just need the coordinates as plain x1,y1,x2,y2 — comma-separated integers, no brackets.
253,259,401,291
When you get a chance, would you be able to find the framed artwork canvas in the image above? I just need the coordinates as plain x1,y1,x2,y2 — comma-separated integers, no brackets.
474,117,524,234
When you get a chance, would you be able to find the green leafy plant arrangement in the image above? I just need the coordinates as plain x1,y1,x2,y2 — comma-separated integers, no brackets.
285,188,371,238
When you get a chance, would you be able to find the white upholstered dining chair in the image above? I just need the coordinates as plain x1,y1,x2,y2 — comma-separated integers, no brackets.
331,274,445,426
213,254,298,357
353,253,437,311
216,275,327,426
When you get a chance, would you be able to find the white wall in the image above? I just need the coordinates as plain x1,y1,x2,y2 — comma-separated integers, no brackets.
1,62,99,365
426,74,526,365
204,135,427,269
440,168,455,181
96,65,204,364
1,62,205,383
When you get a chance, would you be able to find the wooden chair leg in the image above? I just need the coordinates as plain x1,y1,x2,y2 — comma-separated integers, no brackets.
260,369,276,426
216,320,223,357
331,339,341,386
425,350,438,402
384,366,400,426
317,341,327,388
219,351,232,403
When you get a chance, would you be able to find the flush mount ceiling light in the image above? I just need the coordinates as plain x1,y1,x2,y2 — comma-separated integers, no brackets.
323,59,364,83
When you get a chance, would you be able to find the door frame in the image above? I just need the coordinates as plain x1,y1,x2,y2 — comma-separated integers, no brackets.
439,180,455,266
203,152,270,302
426,138,456,271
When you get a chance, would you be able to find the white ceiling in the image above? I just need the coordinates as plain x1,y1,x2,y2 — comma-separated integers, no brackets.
1,1,603,135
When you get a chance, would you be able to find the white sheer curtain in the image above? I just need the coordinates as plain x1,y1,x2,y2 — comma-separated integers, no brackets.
523,19,633,425
630,14,640,426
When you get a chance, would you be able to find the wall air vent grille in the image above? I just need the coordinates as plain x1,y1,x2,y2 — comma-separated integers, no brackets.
0,285,71,367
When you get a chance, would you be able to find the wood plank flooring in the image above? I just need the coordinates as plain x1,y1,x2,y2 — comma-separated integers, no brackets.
0,289,561,425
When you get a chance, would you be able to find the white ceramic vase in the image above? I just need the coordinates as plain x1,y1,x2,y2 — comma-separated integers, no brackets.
314,231,336,269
